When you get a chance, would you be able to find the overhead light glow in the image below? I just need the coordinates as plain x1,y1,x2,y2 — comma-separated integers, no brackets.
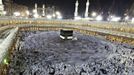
52,14,56,17
57,15,63,19
111,17,121,22
33,9,37,13
3,11,7,15
132,18,134,23
47,15,52,19
125,16,129,20
56,11,61,16
92,12,97,17
26,10,30,15
96,15,103,21
3,59,8,65
74,16,82,20
33,14,39,18
14,12,20,16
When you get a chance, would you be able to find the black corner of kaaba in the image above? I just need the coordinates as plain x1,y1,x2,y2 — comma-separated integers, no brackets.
60,29,73,40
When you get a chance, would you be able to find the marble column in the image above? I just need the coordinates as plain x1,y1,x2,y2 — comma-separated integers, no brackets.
35,3,38,14
42,4,45,16
85,0,90,18
74,0,79,18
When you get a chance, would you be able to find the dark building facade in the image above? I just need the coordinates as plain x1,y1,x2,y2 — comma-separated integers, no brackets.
3,0,28,16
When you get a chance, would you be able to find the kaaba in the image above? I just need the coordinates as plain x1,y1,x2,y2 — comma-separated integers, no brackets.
60,29,73,40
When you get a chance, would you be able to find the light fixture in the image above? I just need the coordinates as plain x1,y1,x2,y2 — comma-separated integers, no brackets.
47,15,52,19
14,12,20,16
57,15,63,19
56,11,61,16
111,16,121,22
33,9,37,13
26,10,30,15
92,12,97,17
52,14,56,17
33,14,39,18
132,18,134,23
3,11,7,15
125,16,129,20
74,16,82,20
96,15,103,21
3,58,8,65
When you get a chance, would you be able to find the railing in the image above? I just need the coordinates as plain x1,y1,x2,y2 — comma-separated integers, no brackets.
0,19,134,34
0,27,18,75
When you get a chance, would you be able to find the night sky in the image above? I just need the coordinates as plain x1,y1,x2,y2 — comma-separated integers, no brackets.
14,0,134,19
